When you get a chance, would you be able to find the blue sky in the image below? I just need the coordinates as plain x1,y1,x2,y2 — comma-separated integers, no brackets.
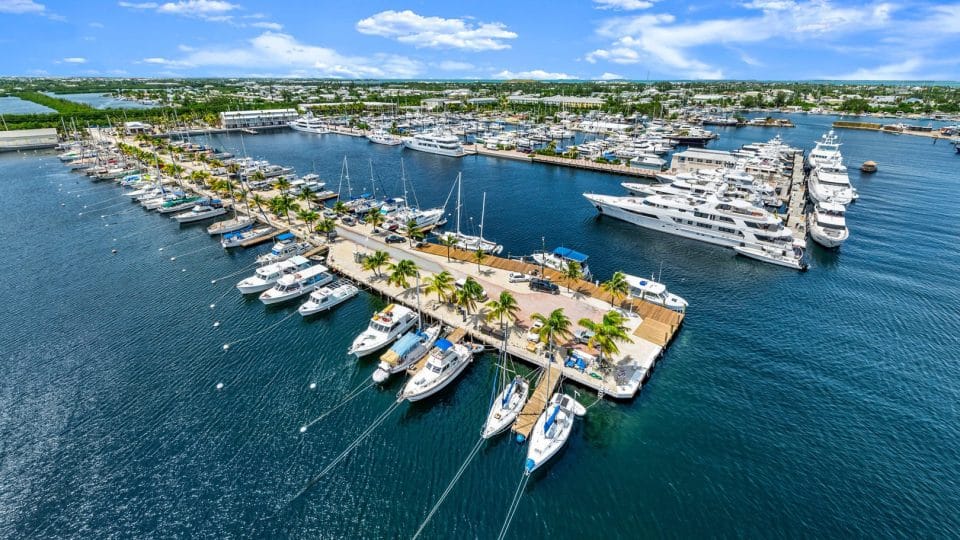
1,0,959,80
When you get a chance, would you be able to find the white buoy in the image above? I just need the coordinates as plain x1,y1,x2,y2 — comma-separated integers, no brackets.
181,268,186,272
299,426,307,433
213,321,220,328
309,382,317,390
223,344,230,350
78,212,83,216
170,256,176,261
209,303,216,309
158,247,164,251
216,382,224,390
111,249,117,254
211,279,217,284
100,215,106,218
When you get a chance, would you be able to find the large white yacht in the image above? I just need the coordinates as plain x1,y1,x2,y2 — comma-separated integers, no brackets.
367,129,403,146
288,114,329,134
808,201,849,248
402,130,468,157
623,273,688,312
236,255,312,294
258,264,334,305
524,393,585,474
584,192,807,270
809,160,858,205
348,304,418,357
397,338,474,402
807,129,842,168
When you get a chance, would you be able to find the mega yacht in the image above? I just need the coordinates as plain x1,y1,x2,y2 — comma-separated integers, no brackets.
236,255,312,294
481,376,530,439
524,393,585,474
255,233,312,265
347,304,418,357
583,192,807,270
807,130,842,168
172,200,227,223
297,280,360,316
809,160,858,205
258,264,334,305
402,130,468,157
288,114,329,134
529,247,592,280
808,201,849,249
371,324,443,384
367,129,403,146
397,338,474,402
624,273,688,312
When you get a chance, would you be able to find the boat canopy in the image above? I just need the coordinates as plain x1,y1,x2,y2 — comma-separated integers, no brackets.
435,339,453,351
553,247,588,263
276,232,295,242
390,333,421,355
624,273,667,295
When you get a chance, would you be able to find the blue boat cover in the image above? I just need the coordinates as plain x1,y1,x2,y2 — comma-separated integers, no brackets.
435,338,453,351
276,232,295,241
544,404,561,433
390,332,420,355
553,247,588,263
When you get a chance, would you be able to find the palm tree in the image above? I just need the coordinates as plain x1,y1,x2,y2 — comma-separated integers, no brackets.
332,200,348,217
315,217,337,239
423,270,454,305
485,290,520,338
366,208,385,232
250,170,266,185
474,247,486,272
273,176,292,194
362,250,390,278
578,310,633,369
602,271,629,308
563,260,584,292
297,209,319,232
530,308,573,360
404,219,424,247
442,234,458,262
386,259,418,289
298,186,318,210
453,282,479,323
250,193,269,222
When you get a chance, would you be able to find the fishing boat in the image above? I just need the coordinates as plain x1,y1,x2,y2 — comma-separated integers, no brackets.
207,215,254,235
172,200,228,223
258,264,334,305
255,233,312,265
623,273,688,312
481,376,530,439
347,304,418,357
524,393,585,474
220,225,274,249
297,280,360,316
371,324,442,383
397,338,475,402
236,255,312,294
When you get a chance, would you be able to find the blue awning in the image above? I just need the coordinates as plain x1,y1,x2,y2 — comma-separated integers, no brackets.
390,333,420,355
276,232,295,241
435,339,453,351
553,247,588,263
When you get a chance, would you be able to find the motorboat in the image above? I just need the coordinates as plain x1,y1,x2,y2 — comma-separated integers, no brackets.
371,324,442,383
529,247,592,281
258,264,334,305
172,200,228,223
481,376,530,439
524,393,585,474
402,130,468,157
156,196,203,214
236,255,311,294
623,273,688,311
734,242,809,271
347,304,418,357
367,129,403,146
207,215,254,235
255,233,312,265
808,160,858,205
397,338,474,402
220,226,274,249
297,280,360,316
808,201,849,249
288,114,329,134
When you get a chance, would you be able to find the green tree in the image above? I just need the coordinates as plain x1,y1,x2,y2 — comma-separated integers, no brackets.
442,234,458,262
314,217,337,239
423,270,454,305
366,208,385,232
485,290,520,337
404,219,424,247
578,310,633,369
386,259,418,289
530,308,573,360
474,247,486,272
297,209,319,231
562,260,584,292
332,200,349,217
602,271,629,308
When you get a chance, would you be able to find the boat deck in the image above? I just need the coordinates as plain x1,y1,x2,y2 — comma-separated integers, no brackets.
238,228,286,248
407,328,466,375
512,365,562,439
786,153,808,241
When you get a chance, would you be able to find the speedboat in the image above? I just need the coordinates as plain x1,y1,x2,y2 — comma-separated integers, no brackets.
371,324,442,383
809,201,849,249
734,241,809,271
397,338,474,402
172,200,227,223
297,280,360,316
524,393,585,474
255,233,312,265
481,376,530,439
623,273,688,311
259,264,334,305
347,304,418,357
220,226,274,249
236,255,312,294
207,215,254,235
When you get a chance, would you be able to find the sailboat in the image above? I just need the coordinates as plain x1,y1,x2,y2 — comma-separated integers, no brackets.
371,274,441,383
382,159,447,230
524,392,585,474
481,369,529,438
436,173,503,254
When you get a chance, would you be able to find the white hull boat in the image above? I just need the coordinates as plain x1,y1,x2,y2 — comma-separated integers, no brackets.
397,338,474,402
236,255,311,294
524,393,585,474
207,215,254,235
172,202,227,223
481,376,530,439
221,226,274,249
297,280,360,316
624,273,688,312
348,304,418,357
259,264,334,305
371,324,442,383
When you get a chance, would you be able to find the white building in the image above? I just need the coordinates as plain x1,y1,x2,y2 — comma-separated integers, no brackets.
0,128,58,151
670,148,737,172
220,109,298,129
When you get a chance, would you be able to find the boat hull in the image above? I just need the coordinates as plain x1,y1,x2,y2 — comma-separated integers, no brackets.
403,355,472,402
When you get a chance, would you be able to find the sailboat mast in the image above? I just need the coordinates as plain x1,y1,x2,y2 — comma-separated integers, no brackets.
479,192,486,242
455,172,462,235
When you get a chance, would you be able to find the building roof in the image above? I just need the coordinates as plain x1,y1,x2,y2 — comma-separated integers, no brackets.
0,128,58,139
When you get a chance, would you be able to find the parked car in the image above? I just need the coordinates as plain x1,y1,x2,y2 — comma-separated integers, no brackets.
508,272,531,283
529,278,560,294
385,234,405,244
341,216,357,226
573,329,595,345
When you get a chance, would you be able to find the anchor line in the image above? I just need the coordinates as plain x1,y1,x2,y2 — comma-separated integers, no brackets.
411,437,485,540
299,380,375,432
496,473,530,540
225,310,299,348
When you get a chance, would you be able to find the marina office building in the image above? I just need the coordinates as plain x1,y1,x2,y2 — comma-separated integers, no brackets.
0,128,58,151
219,109,298,129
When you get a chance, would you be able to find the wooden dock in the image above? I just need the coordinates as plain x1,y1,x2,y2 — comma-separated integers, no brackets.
471,144,661,178
785,153,807,241
238,228,287,248
512,365,562,439
408,328,466,375
303,244,330,259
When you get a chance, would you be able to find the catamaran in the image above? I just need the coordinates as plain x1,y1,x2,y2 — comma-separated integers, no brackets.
258,264,334,305
297,280,360,316
371,324,443,383
347,304,418,357
524,393,586,474
236,255,312,294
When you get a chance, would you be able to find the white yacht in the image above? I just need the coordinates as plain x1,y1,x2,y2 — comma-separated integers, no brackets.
297,280,360,316
809,160,858,205
809,201,849,249
367,129,403,146
255,233,312,265
397,338,474,402
524,393,585,474
624,273,688,312
259,264,334,305
172,200,227,223
288,114,329,134
236,255,312,294
530,247,592,280
437,179,503,254
733,244,808,270
481,376,530,439
371,324,442,384
156,196,203,214
207,215,254,235
220,226,274,249
348,304,418,357
402,130,468,157
807,129,842,168
584,192,807,270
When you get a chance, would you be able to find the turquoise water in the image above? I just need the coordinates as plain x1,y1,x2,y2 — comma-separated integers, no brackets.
1,115,958,538
0,96,55,114
51,93,152,110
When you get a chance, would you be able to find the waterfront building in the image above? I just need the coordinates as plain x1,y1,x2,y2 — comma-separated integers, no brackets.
219,109,298,129
0,128,58,151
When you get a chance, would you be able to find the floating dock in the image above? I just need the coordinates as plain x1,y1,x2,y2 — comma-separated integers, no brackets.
512,365,562,439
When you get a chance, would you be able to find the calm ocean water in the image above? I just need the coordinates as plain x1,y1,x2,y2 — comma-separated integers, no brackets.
1,114,958,538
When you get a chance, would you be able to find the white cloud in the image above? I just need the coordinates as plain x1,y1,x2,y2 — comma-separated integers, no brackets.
156,0,236,14
828,58,926,80
144,31,423,78
593,0,654,10
437,60,475,71
250,21,282,30
493,69,576,80
598,72,624,80
0,0,44,13
88,21,104,27
356,10,517,51
62,57,87,63
117,1,157,8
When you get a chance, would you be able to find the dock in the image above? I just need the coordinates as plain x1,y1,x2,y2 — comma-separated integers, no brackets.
470,144,661,179
512,365,562,439
784,152,808,241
